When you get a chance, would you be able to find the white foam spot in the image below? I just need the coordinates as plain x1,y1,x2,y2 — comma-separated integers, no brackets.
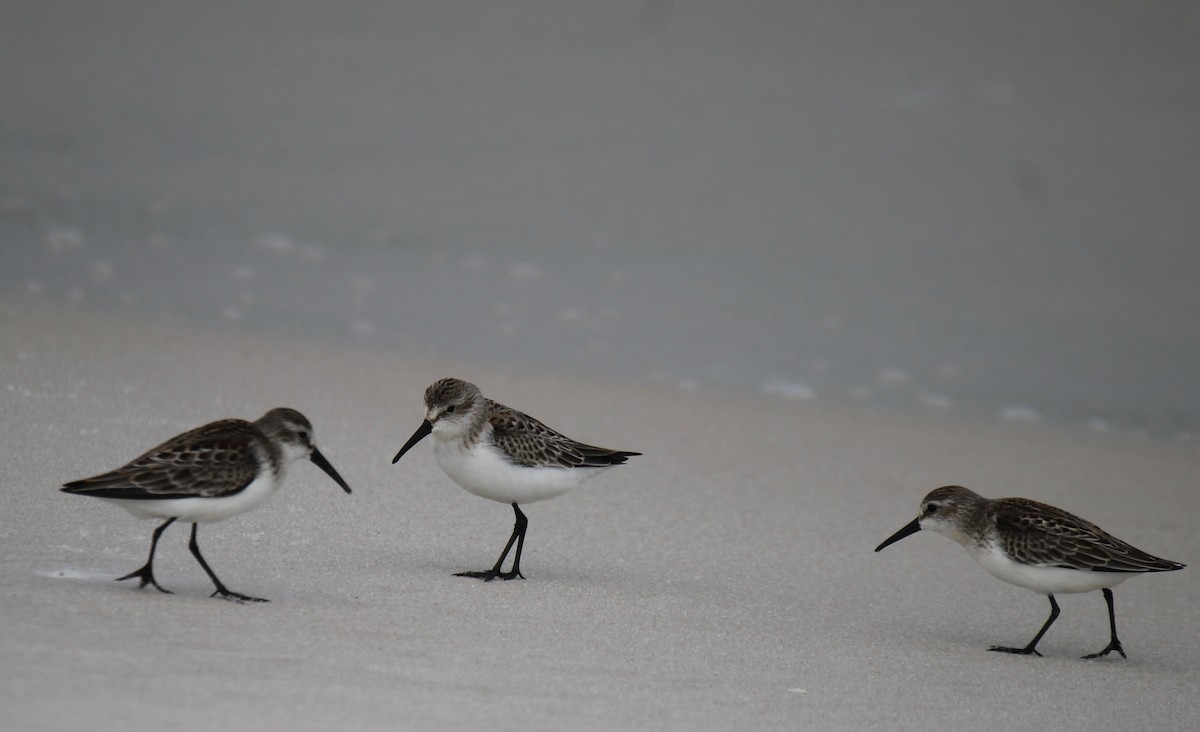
253,232,297,254
350,319,375,336
1086,419,1112,433
1000,405,1040,422
46,226,85,252
761,378,816,400
222,305,242,322
231,264,256,280
675,378,700,391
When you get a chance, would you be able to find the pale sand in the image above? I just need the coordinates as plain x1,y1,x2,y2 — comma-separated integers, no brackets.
2,302,1197,731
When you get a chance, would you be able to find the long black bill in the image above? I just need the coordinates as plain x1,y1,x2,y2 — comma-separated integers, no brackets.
309,447,352,494
392,419,433,464
874,517,921,552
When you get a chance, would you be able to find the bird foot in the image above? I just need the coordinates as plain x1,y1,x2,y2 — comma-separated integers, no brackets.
988,645,1042,657
1082,641,1126,660
210,588,269,604
116,566,172,594
454,569,525,582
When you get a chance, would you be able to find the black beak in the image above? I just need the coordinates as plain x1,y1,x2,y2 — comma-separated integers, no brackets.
392,419,433,464
874,517,921,552
309,447,352,494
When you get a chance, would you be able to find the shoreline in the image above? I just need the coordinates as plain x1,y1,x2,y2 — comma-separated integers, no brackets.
6,294,1195,449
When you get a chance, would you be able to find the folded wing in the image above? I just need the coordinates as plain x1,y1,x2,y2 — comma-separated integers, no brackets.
62,419,262,500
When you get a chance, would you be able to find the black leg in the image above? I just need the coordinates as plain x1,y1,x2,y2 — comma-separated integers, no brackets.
456,503,529,581
188,523,268,603
990,595,1059,656
1082,588,1127,659
116,517,176,593
506,504,528,580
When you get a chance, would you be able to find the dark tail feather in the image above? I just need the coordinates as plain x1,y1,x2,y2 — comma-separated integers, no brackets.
585,449,641,466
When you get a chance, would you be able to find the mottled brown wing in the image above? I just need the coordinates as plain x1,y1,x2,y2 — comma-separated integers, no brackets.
488,400,639,469
993,498,1183,573
62,419,263,499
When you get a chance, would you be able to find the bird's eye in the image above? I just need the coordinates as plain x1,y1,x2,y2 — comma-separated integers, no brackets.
926,504,938,515
298,430,310,441
446,405,457,414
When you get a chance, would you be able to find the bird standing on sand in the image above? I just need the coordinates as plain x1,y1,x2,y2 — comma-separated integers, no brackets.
875,485,1184,658
392,378,640,580
62,408,352,603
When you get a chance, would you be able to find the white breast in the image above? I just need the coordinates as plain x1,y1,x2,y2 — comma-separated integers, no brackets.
431,436,604,505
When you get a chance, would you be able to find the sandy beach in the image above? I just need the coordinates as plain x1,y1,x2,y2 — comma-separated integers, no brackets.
3,302,1196,731
3,2,1199,729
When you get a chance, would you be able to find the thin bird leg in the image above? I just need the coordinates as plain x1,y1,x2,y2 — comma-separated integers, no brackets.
456,503,528,581
989,595,1060,656
500,504,529,580
1082,588,1127,659
188,523,268,603
116,517,177,593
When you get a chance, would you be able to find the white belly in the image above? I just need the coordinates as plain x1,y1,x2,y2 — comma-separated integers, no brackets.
99,468,283,524
970,543,1133,595
432,437,605,505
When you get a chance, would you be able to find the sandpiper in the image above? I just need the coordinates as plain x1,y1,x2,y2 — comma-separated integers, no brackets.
62,408,352,602
875,485,1184,658
392,377,640,580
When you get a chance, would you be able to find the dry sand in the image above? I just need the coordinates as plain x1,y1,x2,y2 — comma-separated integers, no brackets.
2,301,1197,731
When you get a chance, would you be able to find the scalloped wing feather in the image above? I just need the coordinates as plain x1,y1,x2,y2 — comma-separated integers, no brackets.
487,401,639,469
62,419,263,499
993,498,1183,573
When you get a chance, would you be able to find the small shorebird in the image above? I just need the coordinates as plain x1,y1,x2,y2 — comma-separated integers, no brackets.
62,408,352,602
392,377,640,580
875,485,1184,658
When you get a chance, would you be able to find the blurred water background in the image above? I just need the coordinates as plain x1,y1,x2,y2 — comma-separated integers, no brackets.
3,1,1198,438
